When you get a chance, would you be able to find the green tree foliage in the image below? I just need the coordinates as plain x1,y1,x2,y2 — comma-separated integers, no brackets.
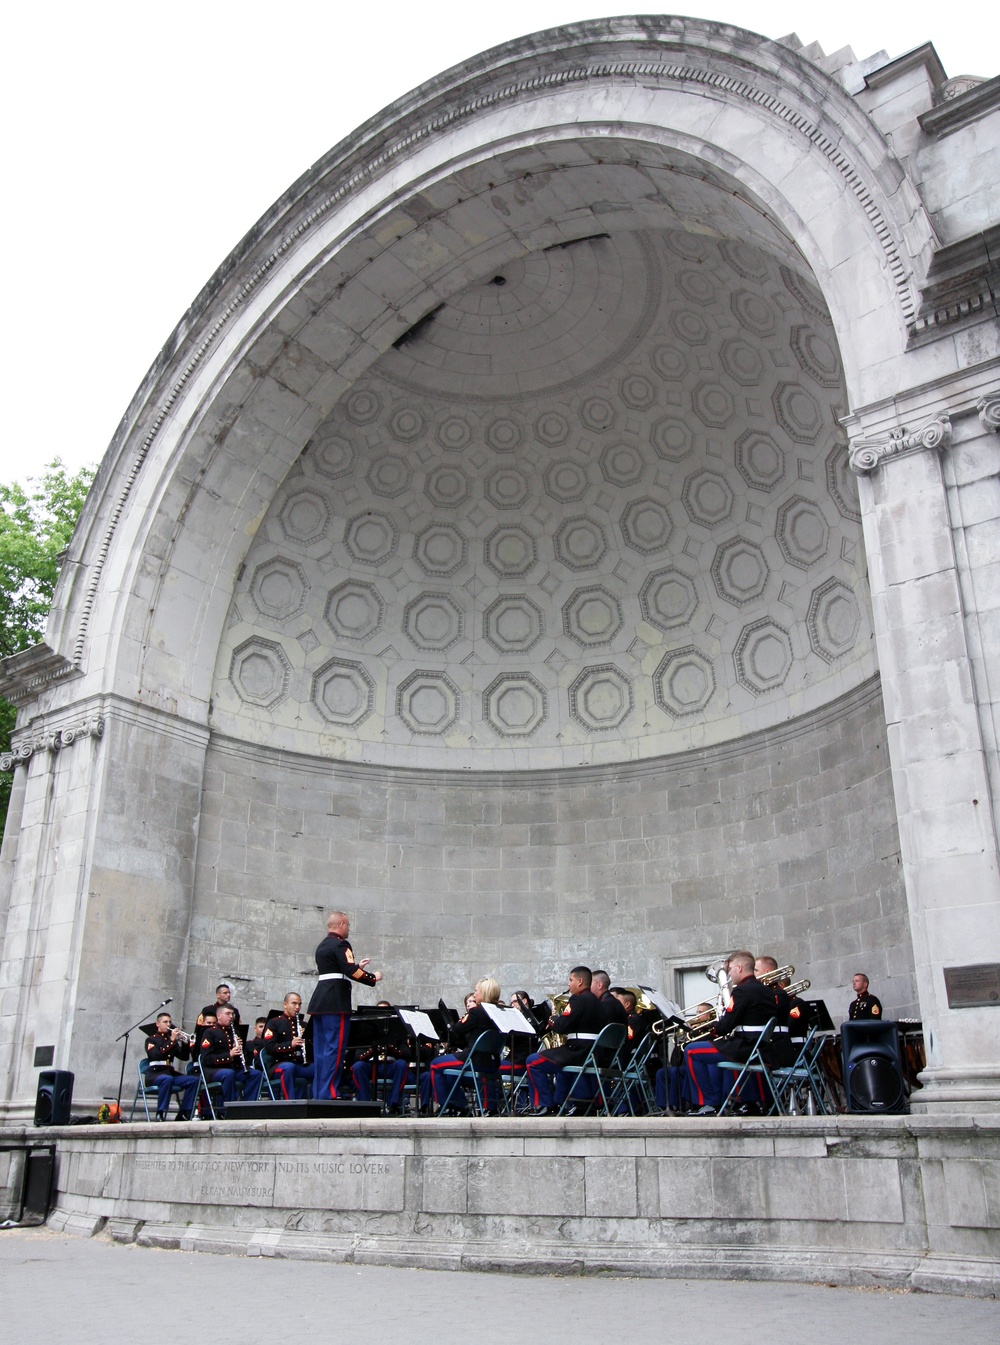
0,459,96,827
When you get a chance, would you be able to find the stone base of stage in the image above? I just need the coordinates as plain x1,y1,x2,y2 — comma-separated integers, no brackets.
2,1116,998,1297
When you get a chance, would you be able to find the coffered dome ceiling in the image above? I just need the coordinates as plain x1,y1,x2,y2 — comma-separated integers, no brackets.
211,226,872,768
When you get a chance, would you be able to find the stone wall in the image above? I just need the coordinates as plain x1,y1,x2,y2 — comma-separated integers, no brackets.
8,1115,997,1296
186,676,913,1025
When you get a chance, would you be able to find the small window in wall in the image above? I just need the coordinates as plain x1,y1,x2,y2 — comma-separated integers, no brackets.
680,967,716,1011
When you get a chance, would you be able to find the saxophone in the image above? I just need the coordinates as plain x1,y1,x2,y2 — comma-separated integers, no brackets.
540,992,571,1050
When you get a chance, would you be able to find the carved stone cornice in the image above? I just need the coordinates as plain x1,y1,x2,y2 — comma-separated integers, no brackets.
978,393,1000,434
0,715,104,772
849,414,952,475
0,643,80,707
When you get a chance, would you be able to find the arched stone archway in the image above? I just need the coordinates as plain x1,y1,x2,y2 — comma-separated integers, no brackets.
1,17,998,1115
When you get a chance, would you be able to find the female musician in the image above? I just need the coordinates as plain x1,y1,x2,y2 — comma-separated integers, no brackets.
429,978,503,1113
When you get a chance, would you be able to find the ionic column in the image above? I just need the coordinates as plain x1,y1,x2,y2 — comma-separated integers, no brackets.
849,397,1000,1110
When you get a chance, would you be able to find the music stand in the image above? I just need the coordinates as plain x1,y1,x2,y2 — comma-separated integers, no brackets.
398,1008,441,1112
114,997,174,1117
483,1003,538,1111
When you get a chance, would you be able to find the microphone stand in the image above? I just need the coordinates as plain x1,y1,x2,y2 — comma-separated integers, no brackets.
115,998,172,1118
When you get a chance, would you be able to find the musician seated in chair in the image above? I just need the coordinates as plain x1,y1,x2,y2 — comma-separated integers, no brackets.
351,1000,410,1113
429,978,504,1113
684,952,792,1115
655,1003,711,1112
524,965,605,1115
145,1012,200,1120
199,1004,264,1106
262,992,314,1099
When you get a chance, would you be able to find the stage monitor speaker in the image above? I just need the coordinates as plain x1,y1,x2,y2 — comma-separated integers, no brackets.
33,1069,74,1126
841,1021,905,1113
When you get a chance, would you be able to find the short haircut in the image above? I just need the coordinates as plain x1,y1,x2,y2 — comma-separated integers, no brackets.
570,965,593,987
476,977,501,1004
612,988,636,1009
216,983,229,993
156,1012,171,1022
729,951,755,974
283,992,301,1004
756,956,778,972
592,969,610,988
255,1017,267,1026
853,972,870,985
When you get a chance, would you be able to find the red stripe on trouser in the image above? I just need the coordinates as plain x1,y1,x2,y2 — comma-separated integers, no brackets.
278,1067,293,1100
685,1043,717,1106
328,1017,346,1099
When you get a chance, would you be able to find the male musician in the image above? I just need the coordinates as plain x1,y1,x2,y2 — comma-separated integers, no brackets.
198,1004,264,1106
351,1000,410,1113
593,971,630,1028
429,978,504,1113
262,992,315,1100
848,973,883,1019
655,1002,711,1112
307,910,382,1100
756,954,804,1036
199,982,242,1027
684,951,791,1114
144,1011,199,1120
248,1017,269,1068
525,966,605,1114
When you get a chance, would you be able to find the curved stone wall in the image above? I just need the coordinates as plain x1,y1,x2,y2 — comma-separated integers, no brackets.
210,227,872,769
186,677,913,1028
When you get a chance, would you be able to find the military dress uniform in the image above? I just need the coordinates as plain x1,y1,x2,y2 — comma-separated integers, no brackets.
849,990,883,1019
306,933,377,1100
144,1029,199,1119
262,1013,315,1099
429,1003,501,1111
198,1024,264,1105
352,1040,410,1111
684,977,792,1112
524,989,605,1110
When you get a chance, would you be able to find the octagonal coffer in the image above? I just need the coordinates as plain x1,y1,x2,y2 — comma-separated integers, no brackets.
396,671,461,735
569,664,633,730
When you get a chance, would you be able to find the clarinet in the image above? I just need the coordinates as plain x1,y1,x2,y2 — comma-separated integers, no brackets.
295,1014,308,1066
230,1024,247,1070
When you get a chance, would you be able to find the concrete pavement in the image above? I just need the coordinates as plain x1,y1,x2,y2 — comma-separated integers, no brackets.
0,1227,996,1343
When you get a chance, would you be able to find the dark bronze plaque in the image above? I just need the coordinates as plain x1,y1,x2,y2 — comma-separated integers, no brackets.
32,1045,54,1067
944,964,1000,1008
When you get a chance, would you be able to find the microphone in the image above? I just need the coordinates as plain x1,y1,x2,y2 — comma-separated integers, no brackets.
160,998,173,1007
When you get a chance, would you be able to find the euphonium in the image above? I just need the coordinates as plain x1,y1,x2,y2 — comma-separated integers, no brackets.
540,992,570,1050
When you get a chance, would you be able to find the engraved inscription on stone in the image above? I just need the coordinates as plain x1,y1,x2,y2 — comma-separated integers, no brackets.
944,964,1000,1008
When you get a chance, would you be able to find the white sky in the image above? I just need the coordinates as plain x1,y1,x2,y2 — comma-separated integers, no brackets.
3,2,991,482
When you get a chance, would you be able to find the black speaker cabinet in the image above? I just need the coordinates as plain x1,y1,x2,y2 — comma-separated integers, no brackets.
33,1070,74,1126
841,1021,906,1113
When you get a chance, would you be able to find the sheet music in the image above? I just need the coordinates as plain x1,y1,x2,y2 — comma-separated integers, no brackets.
398,1008,440,1041
641,987,684,1019
482,1003,536,1034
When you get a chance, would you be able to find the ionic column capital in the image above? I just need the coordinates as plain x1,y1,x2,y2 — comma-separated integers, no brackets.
848,413,952,475
977,392,1000,434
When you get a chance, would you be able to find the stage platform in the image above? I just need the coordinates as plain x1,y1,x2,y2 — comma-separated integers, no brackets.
1,1114,998,1297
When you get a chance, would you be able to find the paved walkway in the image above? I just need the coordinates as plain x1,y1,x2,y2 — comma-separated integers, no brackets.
0,1227,996,1342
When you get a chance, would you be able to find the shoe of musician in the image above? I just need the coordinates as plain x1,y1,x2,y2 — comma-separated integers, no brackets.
694,1104,717,1116
175,1111,192,1121
529,1106,558,1116
155,1112,167,1121
733,1101,763,1117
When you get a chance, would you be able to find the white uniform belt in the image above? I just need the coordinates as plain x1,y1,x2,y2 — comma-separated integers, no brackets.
735,1024,789,1033
567,1032,599,1041
318,972,347,981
